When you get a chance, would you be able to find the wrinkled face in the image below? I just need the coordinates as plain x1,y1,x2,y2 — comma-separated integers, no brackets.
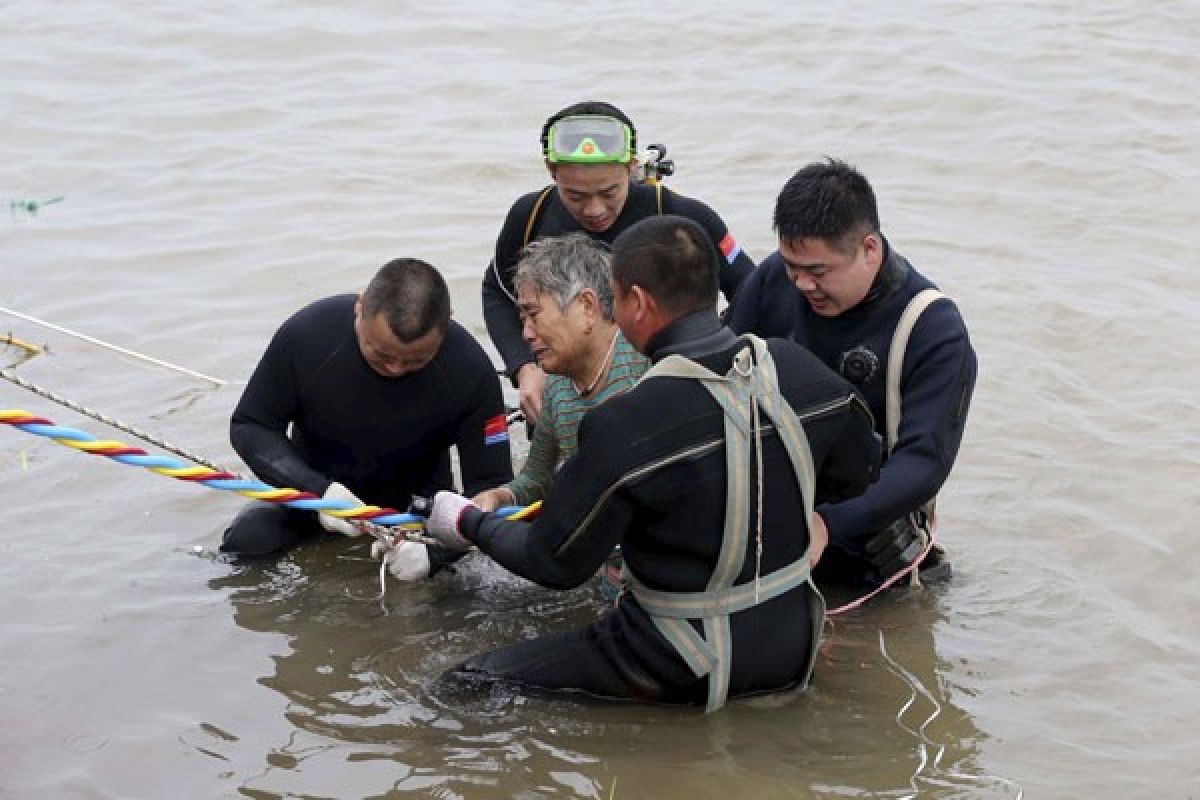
354,302,443,378
517,282,591,376
552,162,634,233
778,232,882,317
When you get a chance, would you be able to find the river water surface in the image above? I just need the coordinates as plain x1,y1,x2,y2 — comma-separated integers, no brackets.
2,2,1198,798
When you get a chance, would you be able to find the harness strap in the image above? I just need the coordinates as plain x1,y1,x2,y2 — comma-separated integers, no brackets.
522,185,556,247
884,288,950,586
885,289,947,455
630,336,823,711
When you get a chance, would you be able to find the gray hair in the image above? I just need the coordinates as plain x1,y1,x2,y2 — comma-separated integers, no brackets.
513,233,614,319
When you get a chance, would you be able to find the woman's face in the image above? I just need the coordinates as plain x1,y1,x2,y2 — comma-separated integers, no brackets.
516,282,594,376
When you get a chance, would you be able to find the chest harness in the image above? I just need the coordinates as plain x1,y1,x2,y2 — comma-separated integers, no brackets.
625,335,825,712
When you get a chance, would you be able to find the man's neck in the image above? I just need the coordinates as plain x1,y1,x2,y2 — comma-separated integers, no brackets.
646,309,735,362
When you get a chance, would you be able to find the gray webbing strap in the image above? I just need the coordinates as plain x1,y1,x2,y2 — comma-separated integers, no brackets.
631,337,820,711
885,289,947,455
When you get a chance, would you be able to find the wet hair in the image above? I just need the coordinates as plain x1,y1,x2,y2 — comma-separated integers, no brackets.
361,258,451,342
540,100,638,157
773,158,880,255
611,215,718,317
514,234,614,319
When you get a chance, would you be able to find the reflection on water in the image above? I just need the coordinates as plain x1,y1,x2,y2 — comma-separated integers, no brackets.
206,537,1005,798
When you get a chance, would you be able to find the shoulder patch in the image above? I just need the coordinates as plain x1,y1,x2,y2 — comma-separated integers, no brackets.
484,414,509,446
718,233,742,264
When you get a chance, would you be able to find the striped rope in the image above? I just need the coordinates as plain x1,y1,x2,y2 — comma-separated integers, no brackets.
2,368,228,471
0,408,426,533
1,408,540,545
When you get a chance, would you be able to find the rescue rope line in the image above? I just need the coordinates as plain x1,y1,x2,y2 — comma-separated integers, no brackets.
0,408,429,536
2,368,227,471
0,306,228,386
825,530,936,616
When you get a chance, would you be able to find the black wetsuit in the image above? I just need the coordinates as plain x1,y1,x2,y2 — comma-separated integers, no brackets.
445,311,879,704
727,241,977,585
482,182,756,379
223,294,513,555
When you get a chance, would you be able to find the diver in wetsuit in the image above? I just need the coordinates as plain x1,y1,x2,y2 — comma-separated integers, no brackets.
222,258,512,577
727,158,977,588
483,100,755,425
425,216,880,710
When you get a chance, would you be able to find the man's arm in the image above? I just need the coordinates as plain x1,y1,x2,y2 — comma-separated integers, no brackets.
503,389,560,504
819,303,977,550
229,324,331,496
814,392,882,507
459,407,631,589
453,351,516,497
667,191,755,303
482,194,542,378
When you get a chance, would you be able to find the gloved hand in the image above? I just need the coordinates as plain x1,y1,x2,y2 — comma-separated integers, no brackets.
370,539,432,581
864,515,929,579
319,482,367,537
424,490,476,552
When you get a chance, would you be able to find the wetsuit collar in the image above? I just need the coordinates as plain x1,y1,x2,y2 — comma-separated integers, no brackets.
646,309,737,362
859,236,908,308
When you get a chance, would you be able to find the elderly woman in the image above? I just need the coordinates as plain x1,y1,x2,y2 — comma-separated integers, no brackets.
473,233,648,512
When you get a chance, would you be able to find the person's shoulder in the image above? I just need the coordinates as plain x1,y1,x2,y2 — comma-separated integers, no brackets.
750,250,789,286
727,251,794,333
660,185,726,227
612,338,649,369
510,186,553,214
895,253,971,335
542,374,576,410
762,335,848,393
498,186,555,232
763,335,825,370
442,320,493,360
279,294,354,334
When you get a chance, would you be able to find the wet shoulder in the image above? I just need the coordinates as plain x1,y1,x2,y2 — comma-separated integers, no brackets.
763,337,850,400
436,321,496,383
277,294,355,347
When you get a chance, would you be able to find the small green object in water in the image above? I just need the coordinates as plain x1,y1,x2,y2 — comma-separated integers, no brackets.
10,196,64,216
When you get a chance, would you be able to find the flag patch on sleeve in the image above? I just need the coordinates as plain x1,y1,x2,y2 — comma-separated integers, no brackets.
718,233,742,265
484,414,509,445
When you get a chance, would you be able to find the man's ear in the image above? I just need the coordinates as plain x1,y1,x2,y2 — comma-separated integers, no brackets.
863,232,884,269
630,284,655,323
576,287,601,321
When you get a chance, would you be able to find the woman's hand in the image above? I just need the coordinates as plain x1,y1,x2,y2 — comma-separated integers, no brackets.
472,486,516,513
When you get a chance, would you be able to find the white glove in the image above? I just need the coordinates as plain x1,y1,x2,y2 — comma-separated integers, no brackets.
370,539,431,581
425,490,476,551
319,482,366,537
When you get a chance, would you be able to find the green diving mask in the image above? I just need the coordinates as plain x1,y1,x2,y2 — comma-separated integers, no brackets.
545,115,634,165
